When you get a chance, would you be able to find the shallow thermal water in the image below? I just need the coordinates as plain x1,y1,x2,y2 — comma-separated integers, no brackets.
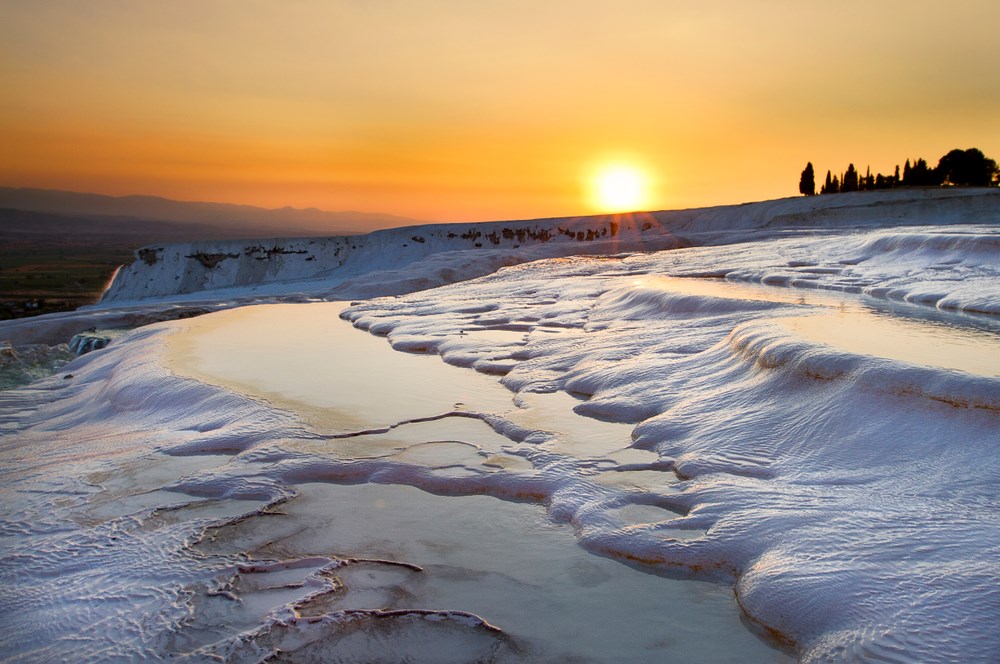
170,304,515,433
164,302,790,662
778,311,1000,377
3,222,999,663
637,276,1000,378
193,482,781,662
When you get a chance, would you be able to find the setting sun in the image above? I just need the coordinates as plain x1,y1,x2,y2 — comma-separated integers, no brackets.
591,165,649,213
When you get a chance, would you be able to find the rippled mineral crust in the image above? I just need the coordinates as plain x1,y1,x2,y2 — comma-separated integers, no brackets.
2,189,999,662
333,223,1000,662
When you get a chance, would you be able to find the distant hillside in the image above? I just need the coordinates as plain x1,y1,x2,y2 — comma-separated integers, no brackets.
0,208,238,242
0,187,427,236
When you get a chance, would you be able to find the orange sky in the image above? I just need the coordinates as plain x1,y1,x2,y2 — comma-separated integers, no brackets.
1,1,998,223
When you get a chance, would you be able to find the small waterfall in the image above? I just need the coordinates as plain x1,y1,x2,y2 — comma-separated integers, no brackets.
98,264,124,303
68,332,112,355
68,329,127,356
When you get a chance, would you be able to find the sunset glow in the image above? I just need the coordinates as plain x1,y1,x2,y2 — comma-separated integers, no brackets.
0,1,997,223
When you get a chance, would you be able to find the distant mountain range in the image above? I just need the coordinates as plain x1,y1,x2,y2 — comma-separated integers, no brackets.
0,187,427,239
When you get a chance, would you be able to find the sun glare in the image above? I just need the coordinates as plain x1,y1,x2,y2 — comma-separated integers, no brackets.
591,164,649,213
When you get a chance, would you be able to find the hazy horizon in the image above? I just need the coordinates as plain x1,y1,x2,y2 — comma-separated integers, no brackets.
0,184,429,221
0,181,849,225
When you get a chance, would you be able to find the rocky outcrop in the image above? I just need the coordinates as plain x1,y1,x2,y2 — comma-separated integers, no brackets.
100,188,1000,304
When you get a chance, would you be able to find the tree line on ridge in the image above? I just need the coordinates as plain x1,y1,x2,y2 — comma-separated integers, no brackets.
798,147,998,196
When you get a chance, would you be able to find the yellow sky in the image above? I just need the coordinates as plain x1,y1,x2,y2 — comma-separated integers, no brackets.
1,1,997,222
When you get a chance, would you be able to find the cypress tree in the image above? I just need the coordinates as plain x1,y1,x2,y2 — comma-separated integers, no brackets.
843,164,859,192
799,162,816,196
909,158,937,186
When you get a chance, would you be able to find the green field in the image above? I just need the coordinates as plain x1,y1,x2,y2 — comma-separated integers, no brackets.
0,240,136,319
